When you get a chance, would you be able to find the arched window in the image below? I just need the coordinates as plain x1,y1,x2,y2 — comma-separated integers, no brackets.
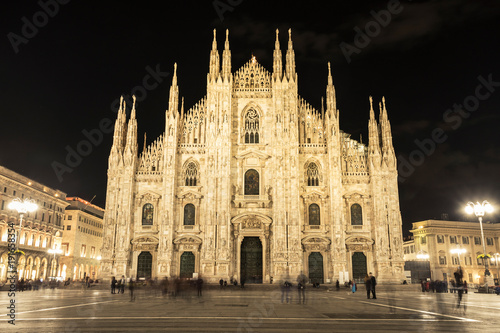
309,204,320,225
244,169,259,195
184,162,198,186
142,204,154,225
306,162,320,186
184,204,196,225
244,109,260,143
351,204,363,225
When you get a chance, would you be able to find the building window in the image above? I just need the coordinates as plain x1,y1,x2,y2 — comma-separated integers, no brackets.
308,204,320,225
142,203,154,225
486,238,494,246
452,256,459,265
450,236,457,244
462,236,469,244
244,109,260,144
42,213,45,222
468,273,472,282
81,245,86,257
350,204,363,225
421,236,427,245
1,200,4,210
474,237,481,245
244,169,259,195
184,162,198,186
306,162,320,186
67,225,71,231
91,246,95,259
437,235,444,244
439,255,447,265
183,204,195,226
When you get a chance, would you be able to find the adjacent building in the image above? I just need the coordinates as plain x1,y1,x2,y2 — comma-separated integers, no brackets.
0,165,68,282
60,197,104,281
405,219,500,285
101,29,406,284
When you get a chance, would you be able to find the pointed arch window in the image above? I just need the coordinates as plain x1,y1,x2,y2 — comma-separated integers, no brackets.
244,109,260,144
350,204,363,225
184,204,195,226
184,162,198,186
244,169,259,195
309,204,320,225
142,203,154,225
306,162,320,186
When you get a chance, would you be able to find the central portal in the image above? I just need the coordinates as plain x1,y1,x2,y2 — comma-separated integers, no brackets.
240,237,263,284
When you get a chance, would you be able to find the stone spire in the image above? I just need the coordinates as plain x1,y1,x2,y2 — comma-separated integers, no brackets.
112,96,127,152
209,29,220,81
124,95,138,159
221,29,231,81
285,29,296,81
379,97,396,168
168,63,179,115
368,96,381,160
273,29,282,81
325,62,336,117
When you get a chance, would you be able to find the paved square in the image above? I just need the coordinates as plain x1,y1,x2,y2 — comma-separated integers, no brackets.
2,285,499,332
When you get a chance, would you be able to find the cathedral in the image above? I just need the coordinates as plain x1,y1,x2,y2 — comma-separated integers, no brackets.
101,29,405,284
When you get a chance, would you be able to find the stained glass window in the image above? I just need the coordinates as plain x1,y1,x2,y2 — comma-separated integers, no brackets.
185,162,198,186
184,204,195,225
306,162,319,186
244,169,259,195
244,109,260,143
350,204,362,225
309,204,320,225
142,203,154,225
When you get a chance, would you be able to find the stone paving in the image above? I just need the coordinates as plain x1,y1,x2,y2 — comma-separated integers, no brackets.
1,284,499,332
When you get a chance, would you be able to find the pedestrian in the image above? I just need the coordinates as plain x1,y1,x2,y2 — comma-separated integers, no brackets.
196,276,203,297
120,275,126,294
464,280,468,294
219,278,224,289
111,276,117,294
297,272,307,304
281,280,291,303
369,272,377,299
224,280,227,288
352,280,357,293
129,278,135,301
421,280,425,292
336,280,340,290
454,267,464,308
364,274,372,299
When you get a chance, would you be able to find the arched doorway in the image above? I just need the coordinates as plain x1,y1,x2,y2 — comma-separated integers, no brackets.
137,251,152,280
308,252,324,284
179,252,195,278
352,252,367,281
240,237,262,284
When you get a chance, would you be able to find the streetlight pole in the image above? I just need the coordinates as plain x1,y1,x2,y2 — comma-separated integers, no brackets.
48,247,63,280
8,198,38,282
465,200,494,292
451,246,466,267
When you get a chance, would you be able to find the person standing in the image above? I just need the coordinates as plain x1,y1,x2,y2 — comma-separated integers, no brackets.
297,272,307,304
364,274,372,299
129,278,135,302
196,276,204,297
369,272,377,299
120,275,126,294
111,276,117,294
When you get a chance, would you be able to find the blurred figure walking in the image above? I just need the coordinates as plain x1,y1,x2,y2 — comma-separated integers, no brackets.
364,274,372,299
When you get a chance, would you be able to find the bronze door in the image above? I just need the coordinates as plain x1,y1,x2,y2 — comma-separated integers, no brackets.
351,252,367,281
309,252,324,284
180,251,195,278
240,237,263,283
137,251,152,279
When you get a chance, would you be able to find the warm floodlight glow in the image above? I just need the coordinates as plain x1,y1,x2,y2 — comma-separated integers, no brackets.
416,252,429,260
8,198,38,214
450,248,467,255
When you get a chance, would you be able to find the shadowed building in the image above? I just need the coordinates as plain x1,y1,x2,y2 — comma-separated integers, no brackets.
101,29,405,284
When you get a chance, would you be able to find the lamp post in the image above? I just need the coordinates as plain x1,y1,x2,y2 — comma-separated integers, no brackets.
48,247,63,280
8,198,38,281
465,200,494,291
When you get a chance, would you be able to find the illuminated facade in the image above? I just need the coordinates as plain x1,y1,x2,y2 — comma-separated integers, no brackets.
101,29,405,284
0,165,67,282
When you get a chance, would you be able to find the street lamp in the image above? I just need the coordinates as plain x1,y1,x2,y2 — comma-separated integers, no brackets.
8,198,38,280
48,247,63,280
465,200,494,291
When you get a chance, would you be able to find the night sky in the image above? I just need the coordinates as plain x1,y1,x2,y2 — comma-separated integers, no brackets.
2,1,500,235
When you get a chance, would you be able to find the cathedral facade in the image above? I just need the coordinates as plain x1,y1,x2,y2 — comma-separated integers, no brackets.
101,29,405,284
